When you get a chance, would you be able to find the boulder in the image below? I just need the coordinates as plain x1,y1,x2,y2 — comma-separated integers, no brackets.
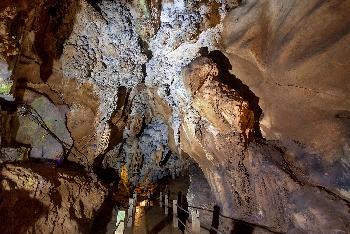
0,162,108,234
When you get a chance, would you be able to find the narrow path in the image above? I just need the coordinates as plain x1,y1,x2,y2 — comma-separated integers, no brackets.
125,206,182,234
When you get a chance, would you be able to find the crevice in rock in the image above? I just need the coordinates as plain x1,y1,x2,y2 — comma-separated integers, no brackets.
159,150,172,167
92,86,130,185
92,152,119,185
86,0,103,16
139,38,153,83
136,116,147,138
106,86,129,150
89,191,115,234
268,80,342,98
335,110,350,119
0,97,17,113
0,97,30,152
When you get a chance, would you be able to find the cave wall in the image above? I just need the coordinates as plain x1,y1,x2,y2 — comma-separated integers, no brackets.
0,0,350,233
179,52,350,232
0,0,197,190
0,162,107,234
223,0,350,199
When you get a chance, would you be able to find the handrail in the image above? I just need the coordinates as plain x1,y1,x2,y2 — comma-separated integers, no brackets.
154,191,285,234
176,204,190,214
187,205,283,234
156,197,221,233
200,222,222,234
219,215,282,234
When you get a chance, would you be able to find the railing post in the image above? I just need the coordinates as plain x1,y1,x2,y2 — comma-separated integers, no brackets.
133,192,137,205
210,205,221,234
115,210,125,234
173,200,178,228
133,192,137,215
165,194,169,215
147,191,151,206
191,209,200,234
160,192,163,207
127,198,134,227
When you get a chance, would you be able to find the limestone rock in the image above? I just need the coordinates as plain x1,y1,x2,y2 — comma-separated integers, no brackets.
1,0,350,232
179,52,350,233
223,0,350,199
0,147,29,163
106,115,188,188
187,165,217,228
62,0,147,120
0,162,108,234
183,55,257,139
15,93,73,160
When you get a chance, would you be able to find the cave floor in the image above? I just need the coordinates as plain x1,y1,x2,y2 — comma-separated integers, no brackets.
124,206,181,234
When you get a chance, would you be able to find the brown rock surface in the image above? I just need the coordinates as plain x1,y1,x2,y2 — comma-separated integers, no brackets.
1,0,350,233
180,54,350,233
183,55,258,140
223,0,350,200
0,162,107,234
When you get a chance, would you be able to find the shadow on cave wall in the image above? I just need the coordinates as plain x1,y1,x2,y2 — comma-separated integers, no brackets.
86,0,103,15
230,220,254,234
2,0,84,85
0,161,104,233
92,86,130,185
0,189,49,234
34,0,80,82
0,96,32,157
89,190,116,234
3,0,81,102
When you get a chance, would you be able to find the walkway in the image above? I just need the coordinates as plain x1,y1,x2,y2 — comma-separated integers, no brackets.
124,206,182,234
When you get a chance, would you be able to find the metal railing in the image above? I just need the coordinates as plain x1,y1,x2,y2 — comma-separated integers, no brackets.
155,190,284,234
156,191,220,234
118,190,284,234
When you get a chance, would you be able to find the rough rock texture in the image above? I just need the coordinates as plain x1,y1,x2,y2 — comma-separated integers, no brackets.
1,0,350,233
16,93,73,160
144,0,225,146
187,165,217,228
223,0,350,199
0,95,30,163
1,0,193,187
179,53,350,233
0,0,192,173
0,146,29,163
103,86,189,188
0,162,107,234
62,0,147,155
0,0,101,166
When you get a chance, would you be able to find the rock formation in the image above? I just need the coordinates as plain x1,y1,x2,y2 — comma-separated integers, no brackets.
0,0,349,233
0,162,107,233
